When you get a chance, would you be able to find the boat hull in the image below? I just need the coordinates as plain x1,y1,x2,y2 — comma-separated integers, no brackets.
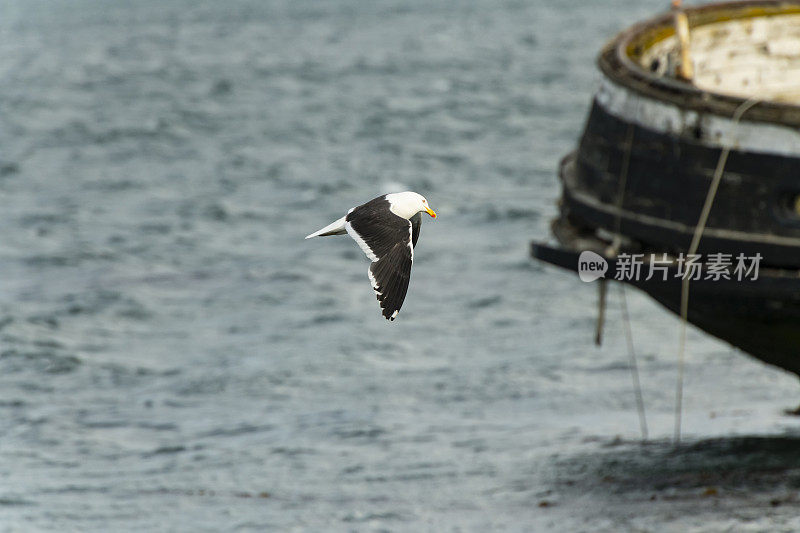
533,1,800,377
565,98,800,268
532,242,800,377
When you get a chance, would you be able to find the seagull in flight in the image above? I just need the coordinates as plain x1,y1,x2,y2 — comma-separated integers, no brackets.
305,191,437,320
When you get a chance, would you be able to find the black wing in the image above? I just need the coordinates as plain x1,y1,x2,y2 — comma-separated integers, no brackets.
345,196,415,320
410,212,422,248
345,195,411,261
368,240,413,320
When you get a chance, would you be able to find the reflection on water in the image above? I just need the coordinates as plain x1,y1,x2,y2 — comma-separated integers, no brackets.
548,434,800,530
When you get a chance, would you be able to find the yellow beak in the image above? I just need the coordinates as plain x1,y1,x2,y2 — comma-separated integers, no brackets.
426,207,437,219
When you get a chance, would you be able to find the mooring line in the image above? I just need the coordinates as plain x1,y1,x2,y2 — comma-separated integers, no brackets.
612,124,635,250
619,284,648,441
673,96,761,444
608,123,648,441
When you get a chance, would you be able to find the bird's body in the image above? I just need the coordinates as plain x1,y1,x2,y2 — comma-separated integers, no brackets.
305,191,437,320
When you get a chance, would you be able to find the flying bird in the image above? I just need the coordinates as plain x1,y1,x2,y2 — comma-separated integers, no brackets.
305,191,437,320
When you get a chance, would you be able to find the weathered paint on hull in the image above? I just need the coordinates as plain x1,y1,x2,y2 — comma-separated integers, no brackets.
564,101,800,268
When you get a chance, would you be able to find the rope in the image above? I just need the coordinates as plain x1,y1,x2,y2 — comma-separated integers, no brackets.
619,284,648,440
673,97,761,444
608,123,648,441
612,124,635,250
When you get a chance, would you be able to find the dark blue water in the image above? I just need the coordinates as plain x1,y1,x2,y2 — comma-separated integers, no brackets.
2,1,800,530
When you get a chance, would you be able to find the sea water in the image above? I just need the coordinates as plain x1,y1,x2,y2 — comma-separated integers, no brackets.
1,1,799,530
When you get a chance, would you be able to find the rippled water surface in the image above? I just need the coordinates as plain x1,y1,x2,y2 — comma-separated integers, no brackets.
2,1,800,531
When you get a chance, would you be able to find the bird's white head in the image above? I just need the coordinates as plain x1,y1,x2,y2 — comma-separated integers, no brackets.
385,191,437,220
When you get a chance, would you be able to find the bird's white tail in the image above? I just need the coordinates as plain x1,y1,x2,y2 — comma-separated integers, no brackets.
305,216,347,239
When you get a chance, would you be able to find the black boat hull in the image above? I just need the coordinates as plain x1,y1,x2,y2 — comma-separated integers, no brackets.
564,101,800,268
531,242,800,377
533,1,800,378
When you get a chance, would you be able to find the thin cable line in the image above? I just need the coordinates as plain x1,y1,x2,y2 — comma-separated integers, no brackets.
619,284,648,441
674,96,760,444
